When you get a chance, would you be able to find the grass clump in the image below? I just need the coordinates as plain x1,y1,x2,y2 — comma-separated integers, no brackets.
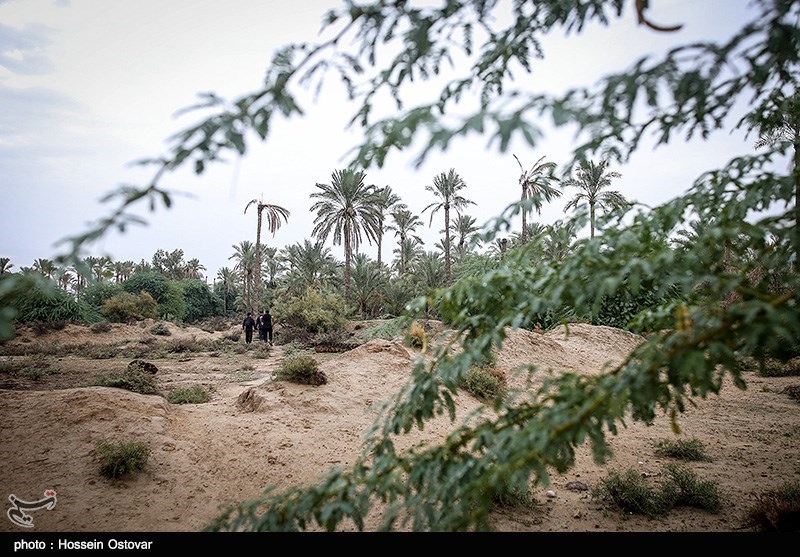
404,321,427,349
96,438,150,480
150,322,171,336
653,437,711,461
782,385,800,403
592,464,722,518
90,322,112,333
359,318,405,341
93,367,159,395
167,384,211,404
743,481,800,532
274,354,327,386
461,366,506,402
164,337,200,353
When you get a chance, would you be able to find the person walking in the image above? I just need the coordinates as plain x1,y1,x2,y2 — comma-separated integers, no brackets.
256,310,268,342
242,312,256,344
261,309,274,346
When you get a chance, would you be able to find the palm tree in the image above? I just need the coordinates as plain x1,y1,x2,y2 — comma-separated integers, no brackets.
412,250,446,294
134,259,153,274
540,221,578,263
451,213,481,261
229,241,257,311
513,154,561,243
374,186,402,267
511,222,547,248
244,198,290,312
387,208,423,276
392,237,424,276
311,168,381,307
33,258,57,280
422,169,474,285
83,256,110,283
0,257,13,275
350,253,388,318
563,160,627,238
184,258,206,279
279,239,338,293
754,93,799,269
216,267,237,315
56,268,75,292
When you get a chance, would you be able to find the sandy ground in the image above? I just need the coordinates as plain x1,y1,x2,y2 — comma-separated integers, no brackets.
0,320,798,533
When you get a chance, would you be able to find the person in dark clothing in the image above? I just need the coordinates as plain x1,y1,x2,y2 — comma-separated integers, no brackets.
260,309,274,346
242,312,256,344
256,310,267,342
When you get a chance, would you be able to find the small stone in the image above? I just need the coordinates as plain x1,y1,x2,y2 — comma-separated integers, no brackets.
566,481,589,492
573,511,582,519
546,490,556,498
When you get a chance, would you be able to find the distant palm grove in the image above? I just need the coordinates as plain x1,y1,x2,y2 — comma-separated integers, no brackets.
2,159,639,328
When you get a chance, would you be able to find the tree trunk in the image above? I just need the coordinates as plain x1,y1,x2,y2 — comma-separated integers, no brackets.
521,187,527,244
794,128,799,271
254,209,262,313
589,202,596,238
445,204,452,285
400,233,406,275
377,229,383,267
344,221,352,307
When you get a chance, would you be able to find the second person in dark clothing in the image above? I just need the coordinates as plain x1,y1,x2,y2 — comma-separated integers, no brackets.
242,312,256,344
259,309,274,346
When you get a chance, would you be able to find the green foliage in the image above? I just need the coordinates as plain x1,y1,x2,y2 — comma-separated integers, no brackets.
358,318,406,341
274,354,327,386
96,439,150,480
149,322,171,336
80,282,123,312
179,278,217,322
101,291,158,322
653,438,711,462
3,275,89,325
743,481,800,532
122,272,185,321
274,287,346,334
93,366,159,395
592,464,722,518
167,384,211,404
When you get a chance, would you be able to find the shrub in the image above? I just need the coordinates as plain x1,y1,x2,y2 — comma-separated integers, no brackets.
743,481,800,532
96,439,149,479
93,367,159,395
274,288,346,334
652,438,711,461
783,385,800,403
167,385,211,404
150,322,171,336
592,465,722,518
102,291,158,322
164,337,200,353
404,321,426,349
8,279,89,324
358,318,405,341
461,366,505,402
223,331,240,342
756,358,800,377
80,282,123,312
179,278,217,322
122,272,185,321
274,354,327,386
91,322,112,333
31,320,68,335
659,464,722,512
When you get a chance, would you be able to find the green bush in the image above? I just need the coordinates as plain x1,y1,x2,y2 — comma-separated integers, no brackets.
274,288,346,334
653,438,711,461
102,291,158,322
96,439,149,479
122,272,185,321
179,278,217,322
743,481,800,532
80,282,123,312
659,463,722,512
6,277,89,324
592,469,662,517
93,367,159,395
274,354,327,386
167,385,211,404
358,318,405,341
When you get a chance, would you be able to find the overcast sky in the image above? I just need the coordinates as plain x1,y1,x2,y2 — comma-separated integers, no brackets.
0,0,764,282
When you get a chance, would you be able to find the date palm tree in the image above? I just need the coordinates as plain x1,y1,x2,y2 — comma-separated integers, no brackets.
513,154,561,243
0,257,13,275
229,241,257,311
216,267,237,315
422,169,474,285
279,239,338,293
387,208,423,276
244,198,290,312
374,186,402,268
451,213,481,261
563,160,627,238
184,258,206,280
33,258,57,280
392,237,424,276
311,168,381,307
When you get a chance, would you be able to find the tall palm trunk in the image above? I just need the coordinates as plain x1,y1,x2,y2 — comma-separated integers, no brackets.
521,187,528,243
254,209,263,312
444,203,452,285
589,202,596,238
377,229,383,267
344,221,352,306
794,127,800,271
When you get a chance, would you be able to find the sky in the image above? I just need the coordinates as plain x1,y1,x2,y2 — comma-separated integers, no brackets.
0,0,767,282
